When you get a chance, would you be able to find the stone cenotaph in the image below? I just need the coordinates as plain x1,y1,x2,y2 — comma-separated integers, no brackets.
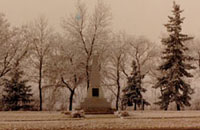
80,54,112,113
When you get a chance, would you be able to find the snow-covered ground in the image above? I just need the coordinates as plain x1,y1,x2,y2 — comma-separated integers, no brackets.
1,111,200,130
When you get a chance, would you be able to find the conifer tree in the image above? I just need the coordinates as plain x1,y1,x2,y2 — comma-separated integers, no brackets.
2,65,33,111
122,60,149,110
153,2,195,111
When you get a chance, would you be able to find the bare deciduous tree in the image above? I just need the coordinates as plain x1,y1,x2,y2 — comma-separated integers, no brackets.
45,36,85,111
128,36,156,80
0,14,29,80
128,36,158,110
62,0,111,90
28,16,53,111
104,35,156,110
103,33,129,110
60,41,85,111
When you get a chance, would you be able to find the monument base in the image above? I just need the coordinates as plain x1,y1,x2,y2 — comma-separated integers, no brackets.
80,97,113,114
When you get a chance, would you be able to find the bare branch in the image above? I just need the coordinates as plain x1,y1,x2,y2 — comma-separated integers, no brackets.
61,76,73,92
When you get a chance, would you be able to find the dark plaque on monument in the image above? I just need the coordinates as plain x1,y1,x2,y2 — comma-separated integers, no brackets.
92,88,99,97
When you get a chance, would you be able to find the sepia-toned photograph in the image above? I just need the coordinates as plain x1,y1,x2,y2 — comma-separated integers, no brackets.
0,0,200,129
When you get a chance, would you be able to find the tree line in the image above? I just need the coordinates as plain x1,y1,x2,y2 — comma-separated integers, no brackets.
0,1,200,111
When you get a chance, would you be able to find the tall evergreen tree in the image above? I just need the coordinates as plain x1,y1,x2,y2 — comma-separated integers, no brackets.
2,65,33,111
121,60,149,110
153,2,195,111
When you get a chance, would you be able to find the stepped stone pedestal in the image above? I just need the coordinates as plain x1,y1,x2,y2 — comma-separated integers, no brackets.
80,54,113,114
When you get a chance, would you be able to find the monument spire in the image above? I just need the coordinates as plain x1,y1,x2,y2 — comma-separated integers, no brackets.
80,53,112,113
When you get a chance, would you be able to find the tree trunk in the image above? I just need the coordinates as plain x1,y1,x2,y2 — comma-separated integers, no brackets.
39,58,43,111
176,104,181,111
142,101,144,110
134,102,137,110
61,76,77,111
69,90,75,111
116,85,120,110
86,61,90,90
116,62,121,110
115,56,122,110
175,86,181,111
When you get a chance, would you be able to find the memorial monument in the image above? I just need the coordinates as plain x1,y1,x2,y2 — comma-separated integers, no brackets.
80,54,112,113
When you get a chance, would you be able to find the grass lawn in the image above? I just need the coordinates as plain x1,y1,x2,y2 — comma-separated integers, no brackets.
1,111,200,130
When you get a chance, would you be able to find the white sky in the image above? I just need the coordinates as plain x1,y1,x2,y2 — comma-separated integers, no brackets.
0,0,200,42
